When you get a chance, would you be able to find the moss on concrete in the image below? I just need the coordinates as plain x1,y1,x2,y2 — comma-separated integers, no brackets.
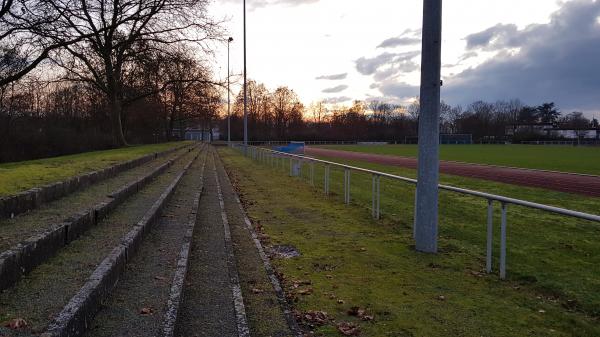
0,142,190,196
0,150,198,336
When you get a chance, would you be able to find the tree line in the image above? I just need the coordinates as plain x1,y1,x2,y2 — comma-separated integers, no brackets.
223,81,599,143
0,0,222,162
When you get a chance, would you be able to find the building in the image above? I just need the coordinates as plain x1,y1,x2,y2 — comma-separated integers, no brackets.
506,123,599,140
505,123,555,137
171,127,220,142
548,128,599,140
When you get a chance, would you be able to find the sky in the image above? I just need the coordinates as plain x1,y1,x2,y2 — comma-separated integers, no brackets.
208,0,600,117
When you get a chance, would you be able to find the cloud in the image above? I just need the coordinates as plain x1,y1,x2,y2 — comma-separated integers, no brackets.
459,51,478,61
316,73,347,80
322,84,349,93
378,37,421,48
322,96,352,104
465,24,521,50
377,28,422,48
443,0,600,112
223,0,319,11
377,81,419,100
355,51,420,80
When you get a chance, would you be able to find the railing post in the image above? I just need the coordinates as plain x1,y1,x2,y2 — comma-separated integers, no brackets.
289,157,293,177
376,175,380,219
486,199,494,273
372,174,376,218
343,168,351,205
310,162,315,186
372,174,380,219
343,169,347,203
324,165,330,195
500,202,508,279
413,189,418,239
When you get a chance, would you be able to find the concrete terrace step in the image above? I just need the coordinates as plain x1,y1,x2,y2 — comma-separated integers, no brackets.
1,145,299,337
172,147,297,337
81,149,207,337
214,152,300,337
0,143,192,219
0,148,203,337
173,150,243,337
0,146,198,291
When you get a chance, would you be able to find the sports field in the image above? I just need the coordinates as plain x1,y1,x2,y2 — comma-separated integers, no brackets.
319,144,600,175
220,147,600,337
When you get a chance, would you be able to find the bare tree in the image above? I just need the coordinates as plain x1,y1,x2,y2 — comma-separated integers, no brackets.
48,0,222,145
0,0,97,86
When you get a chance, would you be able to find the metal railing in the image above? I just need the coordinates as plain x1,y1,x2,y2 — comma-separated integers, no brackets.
232,144,600,280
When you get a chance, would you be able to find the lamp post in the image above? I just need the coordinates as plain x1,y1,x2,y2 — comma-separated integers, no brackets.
243,0,248,151
415,0,443,253
227,37,233,146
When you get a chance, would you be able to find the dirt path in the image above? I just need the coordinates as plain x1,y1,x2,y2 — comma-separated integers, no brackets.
305,147,600,197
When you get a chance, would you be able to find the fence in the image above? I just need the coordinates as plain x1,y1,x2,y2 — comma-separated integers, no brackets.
520,140,600,146
232,144,600,281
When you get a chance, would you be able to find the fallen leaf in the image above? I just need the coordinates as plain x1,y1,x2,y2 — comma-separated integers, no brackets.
301,311,330,326
337,322,360,336
538,309,546,313
297,288,313,295
437,295,446,301
251,288,264,294
347,306,374,321
469,270,484,277
347,306,365,317
140,307,154,315
5,318,28,330
338,299,345,304
361,315,374,321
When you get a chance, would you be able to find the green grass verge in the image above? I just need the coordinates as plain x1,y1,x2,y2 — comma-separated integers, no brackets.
319,144,600,175
219,147,600,337
0,142,190,197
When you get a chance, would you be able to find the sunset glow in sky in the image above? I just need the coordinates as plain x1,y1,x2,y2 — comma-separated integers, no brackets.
209,0,600,115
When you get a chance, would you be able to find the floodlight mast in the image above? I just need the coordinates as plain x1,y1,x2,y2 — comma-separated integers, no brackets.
415,0,442,253
243,0,248,151
227,37,233,146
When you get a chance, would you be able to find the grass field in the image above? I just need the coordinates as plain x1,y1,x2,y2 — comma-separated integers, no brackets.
0,142,189,197
220,147,600,337
319,144,600,175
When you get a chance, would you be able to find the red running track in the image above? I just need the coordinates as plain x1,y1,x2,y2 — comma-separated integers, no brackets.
305,147,600,198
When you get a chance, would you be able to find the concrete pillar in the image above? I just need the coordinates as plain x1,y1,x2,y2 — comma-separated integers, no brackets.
415,0,442,253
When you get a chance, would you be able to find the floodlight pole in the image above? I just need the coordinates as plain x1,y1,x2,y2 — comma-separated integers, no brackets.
243,0,248,151
415,0,442,253
227,37,233,146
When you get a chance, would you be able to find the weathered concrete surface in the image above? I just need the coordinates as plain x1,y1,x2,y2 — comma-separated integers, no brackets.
215,150,300,337
80,150,206,337
0,150,199,337
174,152,239,337
0,148,194,291
44,152,200,337
0,143,191,219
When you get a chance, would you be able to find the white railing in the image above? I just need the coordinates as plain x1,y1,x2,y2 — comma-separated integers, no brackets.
232,144,600,280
